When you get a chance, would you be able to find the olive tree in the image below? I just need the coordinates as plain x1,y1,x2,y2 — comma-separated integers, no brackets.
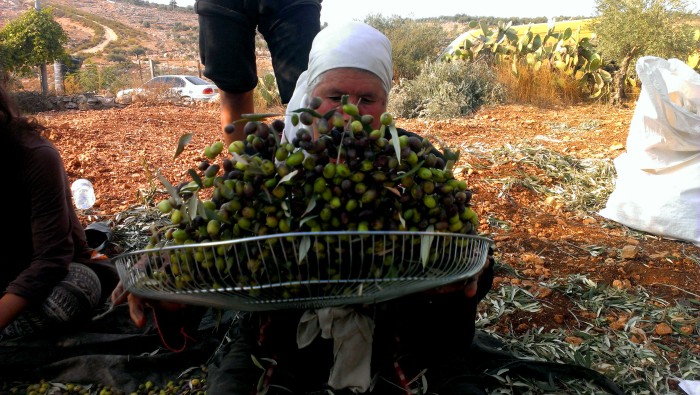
592,0,696,105
0,7,69,92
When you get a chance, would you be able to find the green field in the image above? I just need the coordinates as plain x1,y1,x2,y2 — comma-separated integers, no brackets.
511,18,594,39
445,19,594,54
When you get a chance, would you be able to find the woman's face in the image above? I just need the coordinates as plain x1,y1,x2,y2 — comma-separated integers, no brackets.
311,68,388,131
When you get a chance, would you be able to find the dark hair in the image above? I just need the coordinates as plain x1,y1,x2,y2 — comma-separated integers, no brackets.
0,83,44,140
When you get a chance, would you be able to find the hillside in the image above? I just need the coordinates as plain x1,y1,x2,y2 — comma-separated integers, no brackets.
3,0,279,92
3,0,200,66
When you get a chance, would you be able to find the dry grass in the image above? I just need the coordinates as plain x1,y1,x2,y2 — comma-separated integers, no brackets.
495,63,584,106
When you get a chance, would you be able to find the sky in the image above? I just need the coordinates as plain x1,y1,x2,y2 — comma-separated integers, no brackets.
152,0,700,25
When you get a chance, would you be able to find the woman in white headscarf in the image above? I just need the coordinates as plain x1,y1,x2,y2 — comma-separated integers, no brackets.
207,21,494,395
281,21,393,145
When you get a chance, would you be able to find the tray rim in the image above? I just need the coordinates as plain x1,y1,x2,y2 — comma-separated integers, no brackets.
112,230,494,257
113,230,494,310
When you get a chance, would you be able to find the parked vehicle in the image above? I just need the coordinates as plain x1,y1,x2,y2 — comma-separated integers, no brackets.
116,75,219,103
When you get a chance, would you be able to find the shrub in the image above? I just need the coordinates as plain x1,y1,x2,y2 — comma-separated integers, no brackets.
106,53,128,62
63,74,83,95
11,91,55,113
253,72,281,109
365,15,446,81
389,59,506,119
69,62,133,93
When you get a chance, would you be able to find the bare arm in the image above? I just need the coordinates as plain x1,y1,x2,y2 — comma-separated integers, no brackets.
0,293,30,333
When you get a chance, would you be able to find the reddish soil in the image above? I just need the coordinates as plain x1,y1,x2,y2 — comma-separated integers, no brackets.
34,102,700,345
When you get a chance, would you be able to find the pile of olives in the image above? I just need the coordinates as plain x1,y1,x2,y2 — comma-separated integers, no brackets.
143,96,479,296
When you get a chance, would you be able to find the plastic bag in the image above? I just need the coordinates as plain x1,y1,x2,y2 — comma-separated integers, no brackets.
599,56,700,246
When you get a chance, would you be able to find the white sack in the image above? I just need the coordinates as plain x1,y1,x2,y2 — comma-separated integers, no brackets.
599,56,700,246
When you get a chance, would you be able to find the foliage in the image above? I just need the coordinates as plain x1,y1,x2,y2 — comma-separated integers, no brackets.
475,143,616,214
66,61,133,93
688,28,700,72
254,72,281,108
592,0,697,103
127,46,148,59
389,59,506,118
0,7,69,76
441,19,614,102
592,0,697,75
106,53,128,62
479,272,700,394
365,14,446,81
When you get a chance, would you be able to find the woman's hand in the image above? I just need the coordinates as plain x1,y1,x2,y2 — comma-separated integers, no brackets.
111,281,185,328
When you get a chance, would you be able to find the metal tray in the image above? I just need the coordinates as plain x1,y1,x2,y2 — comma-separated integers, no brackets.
113,231,492,311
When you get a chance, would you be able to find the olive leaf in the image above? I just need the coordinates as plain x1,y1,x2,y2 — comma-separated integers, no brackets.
298,235,311,265
281,201,291,218
231,152,249,166
302,196,317,217
277,170,299,186
420,225,436,268
322,109,337,120
157,169,181,205
292,107,324,118
203,205,222,222
392,160,425,181
174,133,192,159
299,215,318,228
187,198,199,221
196,198,208,219
179,181,200,195
336,128,349,164
388,124,401,165
188,169,203,189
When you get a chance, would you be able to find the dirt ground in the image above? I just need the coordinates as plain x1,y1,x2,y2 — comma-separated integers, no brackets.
33,101,700,343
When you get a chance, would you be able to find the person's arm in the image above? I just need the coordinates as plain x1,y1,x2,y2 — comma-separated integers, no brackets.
0,293,29,333
220,90,255,146
111,281,148,328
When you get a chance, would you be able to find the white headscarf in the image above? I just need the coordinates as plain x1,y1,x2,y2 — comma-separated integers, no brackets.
282,21,393,144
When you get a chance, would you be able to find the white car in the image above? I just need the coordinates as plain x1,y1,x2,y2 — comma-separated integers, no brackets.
116,75,219,103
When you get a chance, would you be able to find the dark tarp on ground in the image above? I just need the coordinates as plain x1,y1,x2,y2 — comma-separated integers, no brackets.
0,305,234,393
0,305,624,395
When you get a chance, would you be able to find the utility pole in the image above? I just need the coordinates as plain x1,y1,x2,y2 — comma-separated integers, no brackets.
35,0,49,95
